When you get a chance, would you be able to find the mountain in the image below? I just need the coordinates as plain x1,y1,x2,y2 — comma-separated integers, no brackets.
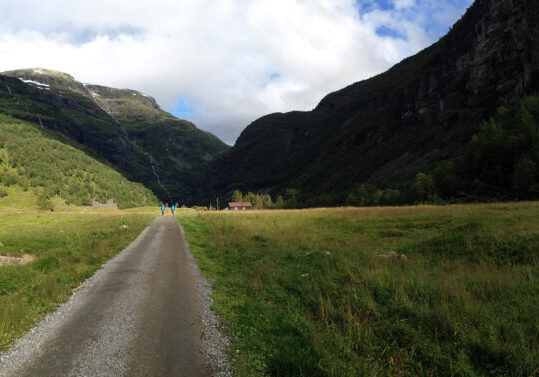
0,68,229,204
203,0,539,206
0,114,157,209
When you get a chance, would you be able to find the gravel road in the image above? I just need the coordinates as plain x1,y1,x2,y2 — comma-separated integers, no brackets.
0,216,231,377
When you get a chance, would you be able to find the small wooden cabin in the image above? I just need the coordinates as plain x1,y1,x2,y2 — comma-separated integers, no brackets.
228,202,252,210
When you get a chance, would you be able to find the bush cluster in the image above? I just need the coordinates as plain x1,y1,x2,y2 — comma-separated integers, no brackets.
230,190,274,209
229,188,307,209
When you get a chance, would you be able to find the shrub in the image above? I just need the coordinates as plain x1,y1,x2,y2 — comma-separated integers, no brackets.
0,170,19,186
37,191,54,211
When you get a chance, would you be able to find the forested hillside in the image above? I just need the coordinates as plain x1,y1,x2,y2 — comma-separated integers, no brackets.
0,69,228,204
0,114,158,209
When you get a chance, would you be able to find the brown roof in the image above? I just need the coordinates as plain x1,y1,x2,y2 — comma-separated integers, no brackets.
228,202,252,207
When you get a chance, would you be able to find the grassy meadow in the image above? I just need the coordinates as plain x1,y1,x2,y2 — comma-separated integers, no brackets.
180,203,539,377
0,208,156,350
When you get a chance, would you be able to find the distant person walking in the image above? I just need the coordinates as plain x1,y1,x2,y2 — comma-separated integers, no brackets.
161,204,166,216
171,204,176,216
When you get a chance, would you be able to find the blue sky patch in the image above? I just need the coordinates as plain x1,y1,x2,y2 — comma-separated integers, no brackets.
376,25,406,39
270,72,281,80
357,0,473,42
171,98,195,119
262,72,282,88
356,0,394,15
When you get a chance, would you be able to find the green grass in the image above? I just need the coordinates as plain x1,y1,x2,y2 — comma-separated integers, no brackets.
0,209,156,350
179,203,539,377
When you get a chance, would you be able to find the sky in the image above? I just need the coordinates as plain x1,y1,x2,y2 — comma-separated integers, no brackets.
0,0,473,144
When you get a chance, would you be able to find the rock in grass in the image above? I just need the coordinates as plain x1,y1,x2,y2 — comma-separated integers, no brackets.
58,230,65,235
305,250,331,256
120,225,128,230
20,254,36,264
0,254,36,266
377,251,408,261
0,241,3,248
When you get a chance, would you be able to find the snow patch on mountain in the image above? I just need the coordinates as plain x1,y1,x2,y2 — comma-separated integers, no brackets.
18,78,50,90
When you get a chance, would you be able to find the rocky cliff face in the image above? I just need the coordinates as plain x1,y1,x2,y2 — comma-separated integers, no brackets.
202,0,539,204
315,0,539,131
0,68,228,203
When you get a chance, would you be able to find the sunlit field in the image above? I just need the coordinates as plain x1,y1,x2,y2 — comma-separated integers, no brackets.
180,202,539,377
0,208,155,350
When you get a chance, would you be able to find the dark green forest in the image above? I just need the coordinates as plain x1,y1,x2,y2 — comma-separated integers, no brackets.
306,96,536,208
230,96,539,209
344,95,539,207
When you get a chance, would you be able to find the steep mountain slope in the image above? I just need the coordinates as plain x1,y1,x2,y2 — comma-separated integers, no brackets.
204,0,539,205
86,84,228,201
0,69,228,204
0,114,157,209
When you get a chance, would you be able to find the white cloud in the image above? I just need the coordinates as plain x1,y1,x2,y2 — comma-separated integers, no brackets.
0,0,470,144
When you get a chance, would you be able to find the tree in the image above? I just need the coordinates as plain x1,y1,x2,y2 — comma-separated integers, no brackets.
412,172,435,202
284,189,301,208
252,194,263,209
347,184,377,206
231,190,243,202
0,170,18,186
511,157,538,198
261,194,273,208
433,161,461,198
244,191,256,204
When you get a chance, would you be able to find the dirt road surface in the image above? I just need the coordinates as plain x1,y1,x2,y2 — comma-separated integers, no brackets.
0,216,227,377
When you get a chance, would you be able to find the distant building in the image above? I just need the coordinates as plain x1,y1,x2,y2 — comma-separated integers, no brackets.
228,202,252,210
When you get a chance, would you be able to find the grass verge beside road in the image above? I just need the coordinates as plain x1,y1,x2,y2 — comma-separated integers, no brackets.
0,210,155,350
180,203,539,377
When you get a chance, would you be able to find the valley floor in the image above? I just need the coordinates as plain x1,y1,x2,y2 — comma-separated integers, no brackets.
180,202,539,377
0,214,230,377
0,202,537,377
0,208,155,351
